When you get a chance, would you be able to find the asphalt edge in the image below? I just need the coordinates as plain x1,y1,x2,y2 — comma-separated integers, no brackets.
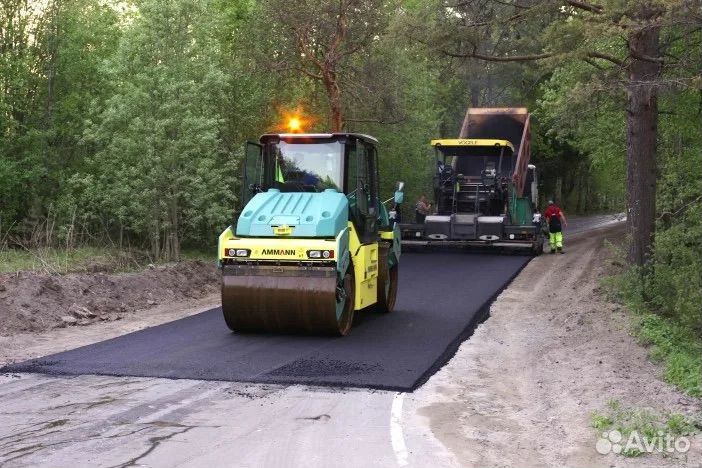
405,254,533,392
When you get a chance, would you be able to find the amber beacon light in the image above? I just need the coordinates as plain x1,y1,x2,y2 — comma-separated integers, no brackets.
287,116,302,133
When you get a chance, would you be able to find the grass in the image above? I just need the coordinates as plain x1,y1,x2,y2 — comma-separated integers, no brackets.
180,249,216,263
0,246,214,274
0,246,115,274
591,400,697,457
636,313,702,398
601,241,702,398
604,272,702,398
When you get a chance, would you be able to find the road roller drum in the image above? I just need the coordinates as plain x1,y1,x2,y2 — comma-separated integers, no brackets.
221,264,355,335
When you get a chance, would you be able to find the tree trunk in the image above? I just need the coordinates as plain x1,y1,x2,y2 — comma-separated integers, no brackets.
323,69,343,132
150,230,160,260
470,80,480,107
485,66,493,106
45,0,59,129
576,168,584,214
625,23,661,267
150,205,161,260
169,195,180,261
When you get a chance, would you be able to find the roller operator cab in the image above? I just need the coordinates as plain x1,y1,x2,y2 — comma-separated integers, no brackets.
218,133,403,336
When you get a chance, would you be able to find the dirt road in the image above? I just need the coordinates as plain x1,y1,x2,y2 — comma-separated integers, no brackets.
1,219,699,467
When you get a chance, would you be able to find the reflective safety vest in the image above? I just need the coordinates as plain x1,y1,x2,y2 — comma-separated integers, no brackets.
275,157,285,183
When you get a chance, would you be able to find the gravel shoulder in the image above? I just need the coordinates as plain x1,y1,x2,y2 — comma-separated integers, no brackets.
407,222,702,467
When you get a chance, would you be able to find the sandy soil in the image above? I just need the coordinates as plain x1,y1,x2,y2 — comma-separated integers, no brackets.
0,260,219,336
411,223,702,467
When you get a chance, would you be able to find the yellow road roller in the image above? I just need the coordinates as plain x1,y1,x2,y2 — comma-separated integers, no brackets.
218,133,404,335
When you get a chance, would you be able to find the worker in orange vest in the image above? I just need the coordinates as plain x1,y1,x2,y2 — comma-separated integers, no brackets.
544,200,568,254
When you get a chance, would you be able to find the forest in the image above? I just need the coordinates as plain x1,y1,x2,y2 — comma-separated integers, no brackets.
0,0,700,392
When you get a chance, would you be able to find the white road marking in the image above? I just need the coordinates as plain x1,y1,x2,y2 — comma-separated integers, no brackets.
391,391,409,466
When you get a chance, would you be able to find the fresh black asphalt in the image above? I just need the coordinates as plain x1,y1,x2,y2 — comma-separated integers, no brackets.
2,252,531,391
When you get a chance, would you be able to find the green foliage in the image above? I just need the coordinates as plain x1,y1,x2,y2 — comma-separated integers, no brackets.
0,247,126,274
591,400,697,457
0,0,699,285
591,411,614,430
536,61,626,212
608,83,701,398
537,13,700,397
74,0,237,260
0,0,282,259
346,30,443,209
0,245,214,274
650,88,702,331
666,413,696,435
607,266,702,397
0,0,121,238
638,312,701,397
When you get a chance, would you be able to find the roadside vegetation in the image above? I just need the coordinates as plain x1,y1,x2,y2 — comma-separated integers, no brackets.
0,246,213,275
0,1,699,392
591,400,698,457
607,265,702,397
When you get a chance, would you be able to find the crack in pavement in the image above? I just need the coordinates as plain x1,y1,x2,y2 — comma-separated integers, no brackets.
0,438,82,465
84,396,116,410
107,426,196,468
296,414,331,421
0,419,68,446
0,418,222,466
0,424,178,465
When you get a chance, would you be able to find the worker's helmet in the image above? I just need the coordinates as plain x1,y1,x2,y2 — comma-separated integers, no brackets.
548,199,554,205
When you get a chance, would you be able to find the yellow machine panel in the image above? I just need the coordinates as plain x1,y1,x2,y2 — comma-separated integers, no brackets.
347,222,378,310
379,230,395,241
221,236,336,262
430,138,514,151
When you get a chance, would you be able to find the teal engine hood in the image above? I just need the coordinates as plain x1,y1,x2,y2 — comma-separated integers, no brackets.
235,189,348,238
